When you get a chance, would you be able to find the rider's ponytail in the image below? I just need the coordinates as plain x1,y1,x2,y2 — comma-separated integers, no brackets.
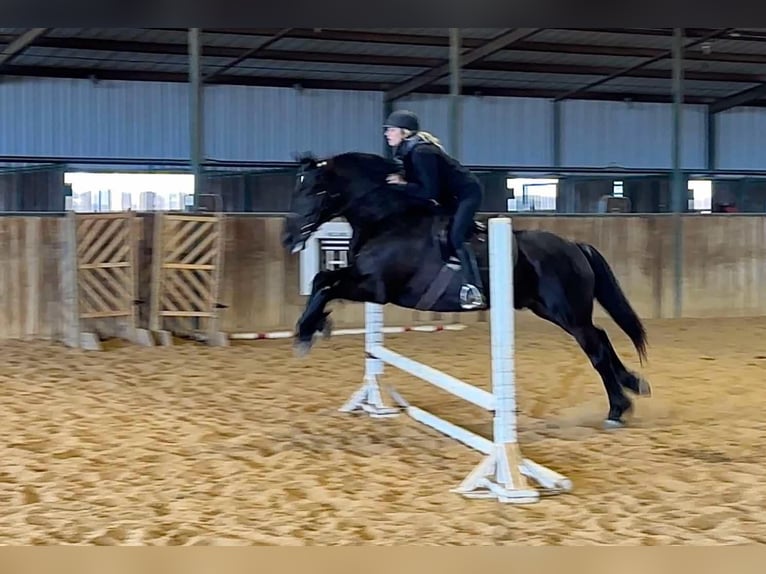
416,131,446,152
402,129,446,152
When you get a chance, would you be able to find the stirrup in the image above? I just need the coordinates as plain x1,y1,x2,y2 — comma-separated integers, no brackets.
460,284,485,310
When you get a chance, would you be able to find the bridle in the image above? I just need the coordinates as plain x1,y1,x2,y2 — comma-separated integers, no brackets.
294,159,340,239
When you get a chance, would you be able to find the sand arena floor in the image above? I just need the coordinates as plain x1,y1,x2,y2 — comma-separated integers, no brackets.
2,312,766,545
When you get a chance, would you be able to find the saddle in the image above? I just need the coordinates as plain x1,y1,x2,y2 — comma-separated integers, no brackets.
402,217,488,312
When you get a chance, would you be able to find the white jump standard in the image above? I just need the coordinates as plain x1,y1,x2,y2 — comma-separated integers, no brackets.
340,216,572,503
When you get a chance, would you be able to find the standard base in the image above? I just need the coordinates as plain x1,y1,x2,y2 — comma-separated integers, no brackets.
72,326,157,351
452,445,540,504
133,328,155,347
79,331,102,351
452,443,573,504
340,374,572,503
154,329,230,347
339,375,400,418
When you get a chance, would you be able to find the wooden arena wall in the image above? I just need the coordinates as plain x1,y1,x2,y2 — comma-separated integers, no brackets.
2,213,766,340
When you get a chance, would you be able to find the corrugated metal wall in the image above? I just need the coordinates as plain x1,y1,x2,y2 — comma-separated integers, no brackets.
715,107,766,171
560,100,707,170
0,78,383,163
0,78,190,160
2,77,766,172
204,85,384,161
393,94,552,166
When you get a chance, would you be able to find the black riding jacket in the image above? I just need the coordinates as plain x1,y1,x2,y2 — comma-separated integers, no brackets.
393,137,482,212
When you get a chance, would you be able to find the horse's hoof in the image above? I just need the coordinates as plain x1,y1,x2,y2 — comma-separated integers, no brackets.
293,340,313,358
603,418,625,430
321,317,334,339
604,403,632,429
637,377,652,397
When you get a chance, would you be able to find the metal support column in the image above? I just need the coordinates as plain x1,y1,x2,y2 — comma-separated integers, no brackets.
448,28,462,160
189,28,204,211
552,100,562,168
672,27,684,318
706,107,716,171
383,99,394,159
552,100,564,211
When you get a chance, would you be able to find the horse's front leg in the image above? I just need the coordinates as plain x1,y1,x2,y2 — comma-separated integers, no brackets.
294,267,353,356
302,270,338,338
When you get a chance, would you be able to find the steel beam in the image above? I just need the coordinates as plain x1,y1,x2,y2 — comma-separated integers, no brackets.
382,99,394,158
554,28,732,101
0,28,48,68
709,83,766,114
448,28,461,160
0,63,743,106
198,27,757,46
204,28,292,82
384,28,540,102
189,28,204,211
671,28,684,319
0,33,762,85
192,27,493,48
552,100,562,167
16,31,766,66
706,108,716,170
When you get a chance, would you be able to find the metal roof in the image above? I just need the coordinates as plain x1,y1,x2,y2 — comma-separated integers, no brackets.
2,28,766,108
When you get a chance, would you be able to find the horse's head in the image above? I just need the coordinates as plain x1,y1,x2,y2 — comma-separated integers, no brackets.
282,151,407,253
282,152,344,254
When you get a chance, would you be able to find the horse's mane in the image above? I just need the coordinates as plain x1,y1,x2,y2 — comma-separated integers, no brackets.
295,151,320,166
331,152,438,225
331,152,400,182
295,150,436,226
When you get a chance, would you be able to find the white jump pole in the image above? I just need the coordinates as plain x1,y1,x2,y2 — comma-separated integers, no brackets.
228,323,466,341
340,217,572,502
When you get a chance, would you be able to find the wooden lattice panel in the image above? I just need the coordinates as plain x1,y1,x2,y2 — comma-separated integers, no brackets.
150,213,226,345
60,210,151,351
75,212,137,321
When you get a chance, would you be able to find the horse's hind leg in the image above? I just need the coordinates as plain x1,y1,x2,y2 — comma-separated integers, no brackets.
597,329,651,397
570,323,634,427
527,300,632,427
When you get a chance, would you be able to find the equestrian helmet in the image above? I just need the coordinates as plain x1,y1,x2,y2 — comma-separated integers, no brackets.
383,109,420,132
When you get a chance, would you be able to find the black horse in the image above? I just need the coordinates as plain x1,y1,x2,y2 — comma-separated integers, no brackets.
282,151,651,427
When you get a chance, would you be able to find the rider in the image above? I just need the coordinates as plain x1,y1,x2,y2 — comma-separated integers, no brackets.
382,109,485,310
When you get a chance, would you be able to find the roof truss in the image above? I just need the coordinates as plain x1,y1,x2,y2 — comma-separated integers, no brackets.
0,28,766,107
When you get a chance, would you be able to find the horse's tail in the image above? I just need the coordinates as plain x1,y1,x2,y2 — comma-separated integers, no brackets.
577,242,648,365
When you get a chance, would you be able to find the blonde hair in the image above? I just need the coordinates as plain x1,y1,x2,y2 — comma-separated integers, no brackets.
402,129,446,152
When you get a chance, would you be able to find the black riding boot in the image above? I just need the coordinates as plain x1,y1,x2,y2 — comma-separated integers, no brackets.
455,242,486,310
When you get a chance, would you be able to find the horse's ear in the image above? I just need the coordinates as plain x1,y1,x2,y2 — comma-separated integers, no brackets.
293,151,317,166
